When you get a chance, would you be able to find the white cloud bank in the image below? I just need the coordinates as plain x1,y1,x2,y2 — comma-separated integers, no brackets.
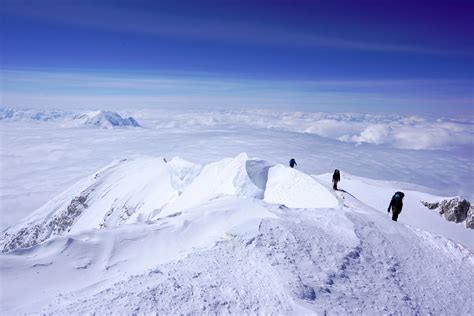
1,107,473,150
130,109,473,151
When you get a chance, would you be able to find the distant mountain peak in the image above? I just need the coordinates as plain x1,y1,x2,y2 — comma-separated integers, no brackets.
75,110,140,128
0,107,141,128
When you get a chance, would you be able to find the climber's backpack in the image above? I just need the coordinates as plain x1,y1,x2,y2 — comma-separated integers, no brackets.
392,192,404,208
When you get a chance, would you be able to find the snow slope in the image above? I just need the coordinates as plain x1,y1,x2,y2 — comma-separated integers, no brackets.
316,172,473,248
0,154,473,314
0,153,336,252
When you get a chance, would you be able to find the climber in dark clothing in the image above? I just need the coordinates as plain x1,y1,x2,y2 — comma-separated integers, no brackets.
289,158,297,168
332,169,341,190
388,191,405,221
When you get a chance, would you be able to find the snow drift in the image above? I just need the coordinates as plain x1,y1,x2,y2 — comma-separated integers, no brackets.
0,154,473,314
0,153,337,252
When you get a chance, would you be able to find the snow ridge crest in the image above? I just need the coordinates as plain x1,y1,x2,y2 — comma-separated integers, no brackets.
0,154,338,252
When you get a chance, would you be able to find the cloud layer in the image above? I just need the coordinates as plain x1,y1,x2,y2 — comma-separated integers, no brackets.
2,107,472,150
131,109,474,151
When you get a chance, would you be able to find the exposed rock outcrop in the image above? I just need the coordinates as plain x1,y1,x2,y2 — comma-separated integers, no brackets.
421,201,439,210
422,197,472,228
466,207,474,229
1,192,90,253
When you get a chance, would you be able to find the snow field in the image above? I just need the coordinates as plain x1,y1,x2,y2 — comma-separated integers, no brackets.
11,199,472,314
0,153,473,314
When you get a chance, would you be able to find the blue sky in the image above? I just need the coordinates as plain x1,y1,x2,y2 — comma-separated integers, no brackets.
1,0,473,115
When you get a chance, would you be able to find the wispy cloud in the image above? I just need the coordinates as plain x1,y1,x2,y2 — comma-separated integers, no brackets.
3,3,471,56
1,69,473,116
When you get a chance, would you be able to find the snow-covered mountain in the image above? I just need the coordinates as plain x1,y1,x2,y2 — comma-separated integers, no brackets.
0,107,72,121
72,110,140,128
0,154,472,314
0,153,337,252
0,108,140,128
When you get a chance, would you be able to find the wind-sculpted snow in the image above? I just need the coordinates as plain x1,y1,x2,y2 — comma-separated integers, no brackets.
0,159,472,314
0,107,140,128
264,165,338,208
1,153,338,252
0,157,200,252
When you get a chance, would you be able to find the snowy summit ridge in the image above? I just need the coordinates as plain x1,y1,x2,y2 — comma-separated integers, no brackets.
0,154,473,314
0,153,336,252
